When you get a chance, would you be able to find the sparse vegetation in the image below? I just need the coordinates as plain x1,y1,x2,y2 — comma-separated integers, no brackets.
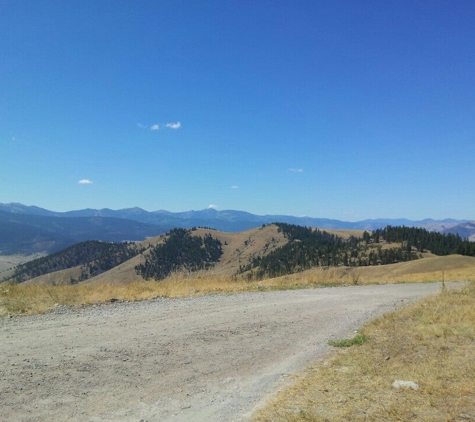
328,333,369,348
4,240,142,284
244,224,419,279
4,223,474,287
2,232,475,421
1,224,475,318
241,224,475,280
2,254,475,317
253,281,475,421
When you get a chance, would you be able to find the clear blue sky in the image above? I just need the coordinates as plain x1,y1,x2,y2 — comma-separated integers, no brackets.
1,0,474,221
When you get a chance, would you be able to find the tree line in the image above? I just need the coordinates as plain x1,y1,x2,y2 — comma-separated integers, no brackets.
6,240,142,283
241,223,474,280
370,225,475,256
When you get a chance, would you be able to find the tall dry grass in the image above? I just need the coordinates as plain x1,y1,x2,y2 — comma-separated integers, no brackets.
253,281,475,421
0,270,301,316
2,256,475,317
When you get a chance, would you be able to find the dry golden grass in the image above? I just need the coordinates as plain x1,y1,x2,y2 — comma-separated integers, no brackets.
21,226,373,287
0,253,45,276
0,270,297,316
18,225,289,287
14,225,457,288
2,255,475,421
253,282,475,422
315,228,367,240
184,225,288,276
2,255,475,317
277,255,475,286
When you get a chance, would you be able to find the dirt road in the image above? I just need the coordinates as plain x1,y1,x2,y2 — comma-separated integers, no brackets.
0,282,455,421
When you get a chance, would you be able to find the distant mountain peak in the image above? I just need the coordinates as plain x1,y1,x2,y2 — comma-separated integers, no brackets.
0,202,471,240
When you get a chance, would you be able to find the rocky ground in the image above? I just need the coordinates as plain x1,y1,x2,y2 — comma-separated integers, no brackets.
0,282,456,422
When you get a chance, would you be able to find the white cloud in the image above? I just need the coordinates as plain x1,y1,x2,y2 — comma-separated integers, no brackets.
208,204,218,209
166,122,181,129
289,168,303,173
137,123,147,129
78,179,93,184
151,124,160,131
231,185,240,189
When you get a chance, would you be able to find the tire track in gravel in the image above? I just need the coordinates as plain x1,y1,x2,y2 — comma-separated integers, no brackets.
0,282,460,422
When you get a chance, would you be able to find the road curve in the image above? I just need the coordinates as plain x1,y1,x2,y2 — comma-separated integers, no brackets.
0,282,457,422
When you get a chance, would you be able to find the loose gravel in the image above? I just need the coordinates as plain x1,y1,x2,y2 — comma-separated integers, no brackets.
0,282,460,422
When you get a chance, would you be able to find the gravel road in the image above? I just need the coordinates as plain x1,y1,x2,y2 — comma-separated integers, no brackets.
0,282,456,422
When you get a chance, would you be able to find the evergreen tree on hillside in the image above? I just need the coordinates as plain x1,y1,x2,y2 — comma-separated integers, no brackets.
135,228,223,281
7,240,142,283
372,226,475,256
246,223,420,279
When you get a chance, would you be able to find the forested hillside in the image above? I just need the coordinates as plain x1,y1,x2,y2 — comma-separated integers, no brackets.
243,224,475,279
135,228,223,280
4,223,474,286
4,241,143,283
373,225,475,256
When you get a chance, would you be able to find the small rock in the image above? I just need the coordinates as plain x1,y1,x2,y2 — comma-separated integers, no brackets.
392,380,419,390
459,414,473,420
385,356,390,360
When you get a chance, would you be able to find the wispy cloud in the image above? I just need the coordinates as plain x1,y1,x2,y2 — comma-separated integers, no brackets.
78,179,93,184
289,168,303,173
138,121,181,131
231,185,240,189
166,122,181,129
208,204,218,209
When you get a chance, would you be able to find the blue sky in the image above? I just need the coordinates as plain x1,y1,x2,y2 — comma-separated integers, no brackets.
1,0,474,221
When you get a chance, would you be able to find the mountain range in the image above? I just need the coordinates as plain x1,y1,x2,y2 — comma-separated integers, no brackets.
0,202,473,256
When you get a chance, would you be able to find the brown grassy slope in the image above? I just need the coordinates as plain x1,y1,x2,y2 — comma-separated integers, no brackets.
0,254,46,279
23,266,83,285
2,254,475,317
12,225,475,287
196,225,288,274
314,228,367,239
13,233,169,286
81,225,289,285
253,282,475,422
84,253,147,285
275,254,475,287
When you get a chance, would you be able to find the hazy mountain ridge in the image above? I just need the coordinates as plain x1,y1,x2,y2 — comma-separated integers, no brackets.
0,203,473,257
0,210,168,255
443,222,475,242
0,202,469,230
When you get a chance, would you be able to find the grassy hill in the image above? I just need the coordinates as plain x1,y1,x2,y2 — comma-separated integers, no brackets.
271,254,475,288
8,224,289,286
3,241,143,284
4,223,474,288
2,223,475,317
79,224,289,285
